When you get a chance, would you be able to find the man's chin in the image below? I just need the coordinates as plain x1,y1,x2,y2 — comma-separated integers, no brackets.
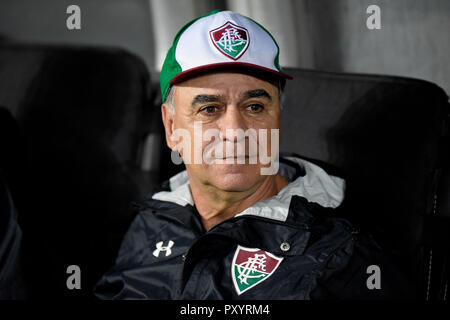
206,164,262,192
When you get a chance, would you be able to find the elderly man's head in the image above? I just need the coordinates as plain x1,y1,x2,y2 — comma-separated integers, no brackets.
159,10,291,196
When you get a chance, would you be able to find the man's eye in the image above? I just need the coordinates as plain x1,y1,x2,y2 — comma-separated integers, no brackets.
199,106,218,115
247,104,264,113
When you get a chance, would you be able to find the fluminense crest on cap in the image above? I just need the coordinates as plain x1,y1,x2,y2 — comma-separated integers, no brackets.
160,10,292,102
209,21,250,60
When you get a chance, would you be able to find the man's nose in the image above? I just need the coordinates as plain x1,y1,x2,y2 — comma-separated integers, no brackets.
217,105,247,141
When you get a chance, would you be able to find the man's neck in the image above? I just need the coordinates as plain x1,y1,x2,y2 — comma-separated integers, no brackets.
189,174,289,231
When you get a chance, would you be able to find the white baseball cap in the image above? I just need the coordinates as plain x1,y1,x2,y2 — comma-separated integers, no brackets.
160,10,293,102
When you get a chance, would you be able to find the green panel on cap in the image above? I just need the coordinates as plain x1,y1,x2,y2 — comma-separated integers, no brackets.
160,10,222,102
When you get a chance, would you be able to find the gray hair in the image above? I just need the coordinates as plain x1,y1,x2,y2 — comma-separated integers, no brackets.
164,85,176,115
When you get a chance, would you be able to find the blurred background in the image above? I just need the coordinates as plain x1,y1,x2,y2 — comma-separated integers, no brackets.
0,0,449,93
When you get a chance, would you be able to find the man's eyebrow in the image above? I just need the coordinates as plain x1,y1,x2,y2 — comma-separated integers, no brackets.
241,89,272,101
191,94,223,107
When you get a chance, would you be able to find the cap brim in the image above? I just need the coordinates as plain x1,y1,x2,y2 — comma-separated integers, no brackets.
169,62,293,85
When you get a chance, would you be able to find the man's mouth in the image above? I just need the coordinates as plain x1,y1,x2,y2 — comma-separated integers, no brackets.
210,155,258,162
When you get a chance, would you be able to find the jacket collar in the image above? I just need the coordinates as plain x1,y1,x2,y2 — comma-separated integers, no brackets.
152,156,345,222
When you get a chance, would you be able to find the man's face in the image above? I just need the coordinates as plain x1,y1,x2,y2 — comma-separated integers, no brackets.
162,71,281,193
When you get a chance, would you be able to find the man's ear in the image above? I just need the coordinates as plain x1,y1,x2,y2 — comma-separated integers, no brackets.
161,104,175,150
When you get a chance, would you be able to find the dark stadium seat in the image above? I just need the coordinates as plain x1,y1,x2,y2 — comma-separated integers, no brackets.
0,107,27,299
0,44,156,299
280,68,450,300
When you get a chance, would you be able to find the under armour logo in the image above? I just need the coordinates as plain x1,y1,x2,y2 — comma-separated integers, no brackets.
153,240,174,257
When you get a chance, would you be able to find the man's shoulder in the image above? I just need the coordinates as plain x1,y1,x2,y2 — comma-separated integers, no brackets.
285,195,415,299
307,218,416,299
116,193,201,261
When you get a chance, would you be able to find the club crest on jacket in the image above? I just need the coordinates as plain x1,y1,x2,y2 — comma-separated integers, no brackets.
231,245,283,295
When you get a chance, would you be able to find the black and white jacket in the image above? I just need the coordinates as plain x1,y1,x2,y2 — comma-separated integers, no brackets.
94,156,413,300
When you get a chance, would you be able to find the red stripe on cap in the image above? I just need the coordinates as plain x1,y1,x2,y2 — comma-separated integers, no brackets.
169,62,293,85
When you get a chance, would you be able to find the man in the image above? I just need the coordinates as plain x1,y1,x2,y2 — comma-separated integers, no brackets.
94,10,412,299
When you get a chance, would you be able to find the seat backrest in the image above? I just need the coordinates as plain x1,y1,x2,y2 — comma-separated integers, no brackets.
0,44,153,299
280,68,450,299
